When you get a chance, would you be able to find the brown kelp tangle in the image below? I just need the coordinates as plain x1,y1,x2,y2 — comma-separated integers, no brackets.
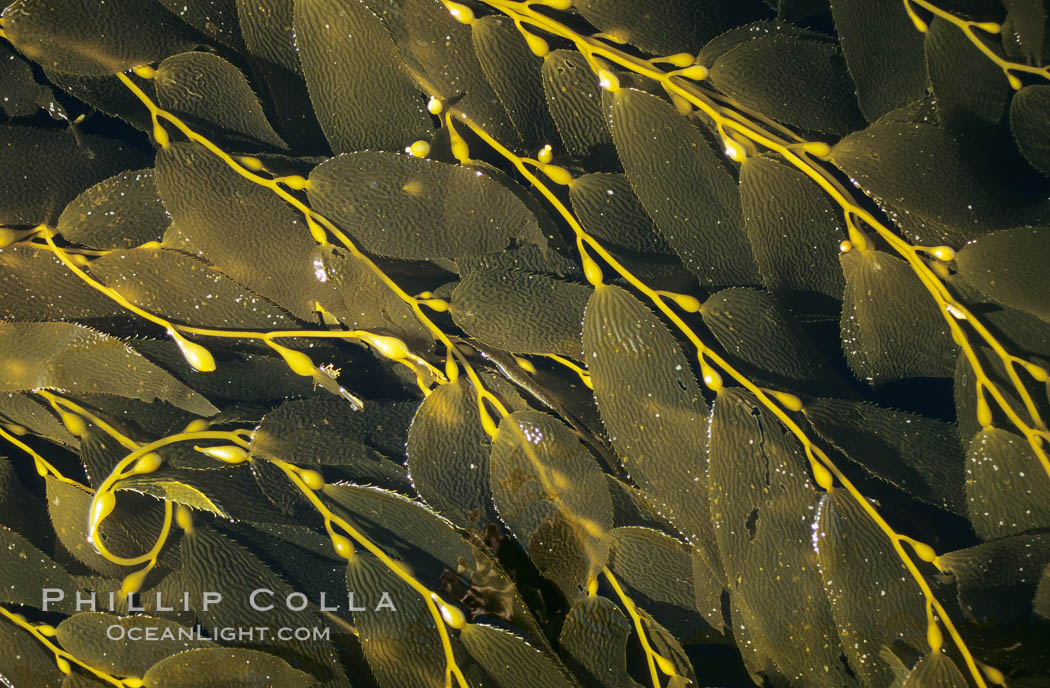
0,0,1049,686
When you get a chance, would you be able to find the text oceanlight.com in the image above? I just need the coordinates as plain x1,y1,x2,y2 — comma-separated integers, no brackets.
106,624,332,642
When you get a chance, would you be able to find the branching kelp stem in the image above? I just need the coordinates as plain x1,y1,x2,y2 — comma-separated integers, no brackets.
904,0,1050,87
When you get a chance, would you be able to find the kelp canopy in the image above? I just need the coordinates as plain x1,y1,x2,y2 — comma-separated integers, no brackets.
0,0,1049,686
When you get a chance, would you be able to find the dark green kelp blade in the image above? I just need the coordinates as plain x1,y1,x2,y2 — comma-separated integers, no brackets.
57,168,169,250
901,652,969,688
0,321,217,416
461,624,577,688
542,50,612,159
344,552,451,688
574,0,766,55
610,88,758,287
1,125,148,226
830,119,1032,245
708,33,863,135
964,427,1050,540
559,594,642,688
0,524,78,609
396,0,519,145
156,141,431,347
472,15,559,149
141,647,317,688
489,410,613,597
157,523,348,685
154,141,321,320
295,0,431,153
154,51,288,150
582,284,722,579
0,620,65,687
708,388,848,687
701,287,848,395
813,491,927,687
606,526,723,634
829,0,927,122
840,249,956,384
55,612,216,678
955,226,1050,324
4,0,194,75
805,398,967,516
450,269,590,358
938,533,1050,625
924,17,1008,130
406,377,499,529
308,151,542,260
88,248,298,330
1011,85,1050,177
738,153,846,312
569,173,673,256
